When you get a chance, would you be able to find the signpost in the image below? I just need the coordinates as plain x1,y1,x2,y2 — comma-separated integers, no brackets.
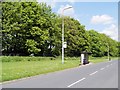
63,42,67,48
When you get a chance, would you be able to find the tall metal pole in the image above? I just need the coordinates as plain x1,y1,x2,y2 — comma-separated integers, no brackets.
108,44,109,61
62,11,64,64
62,6,72,64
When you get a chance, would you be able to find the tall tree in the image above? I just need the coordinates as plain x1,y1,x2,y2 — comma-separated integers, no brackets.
2,2,119,57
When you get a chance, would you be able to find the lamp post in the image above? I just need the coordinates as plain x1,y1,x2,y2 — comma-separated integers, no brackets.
62,6,72,64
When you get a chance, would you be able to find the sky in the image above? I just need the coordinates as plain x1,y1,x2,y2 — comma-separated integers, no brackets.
37,0,118,41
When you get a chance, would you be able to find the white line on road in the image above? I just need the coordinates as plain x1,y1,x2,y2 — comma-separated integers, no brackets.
111,64,112,65
67,78,86,87
89,71,98,76
106,65,109,67
100,68,105,70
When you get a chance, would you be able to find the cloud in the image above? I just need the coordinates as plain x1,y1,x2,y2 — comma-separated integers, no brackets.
91,15,113,25
100,24,118,41
90,14,117,41
67,0,75,3
57,4,74,17
37,0,56,8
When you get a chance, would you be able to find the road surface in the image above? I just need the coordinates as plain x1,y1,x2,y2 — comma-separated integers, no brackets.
2,60,118,88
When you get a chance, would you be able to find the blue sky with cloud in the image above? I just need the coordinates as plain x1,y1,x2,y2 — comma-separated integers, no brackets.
37,0,118,41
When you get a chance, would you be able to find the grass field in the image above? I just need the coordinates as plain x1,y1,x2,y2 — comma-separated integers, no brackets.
0,56,118,82
89,56,118,63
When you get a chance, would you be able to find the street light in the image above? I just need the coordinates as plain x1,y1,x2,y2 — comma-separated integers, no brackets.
62,6,73,64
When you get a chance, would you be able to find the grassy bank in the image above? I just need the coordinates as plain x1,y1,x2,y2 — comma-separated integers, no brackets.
0,56,118,82
89,56,118,63
1,56,80,82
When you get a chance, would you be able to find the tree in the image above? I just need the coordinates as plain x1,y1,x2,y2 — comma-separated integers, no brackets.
62,17,89,56
2,2,55,56
87,30,118,57
2,2,119,57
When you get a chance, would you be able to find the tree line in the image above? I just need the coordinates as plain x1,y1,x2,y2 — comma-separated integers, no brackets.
1,2,119,57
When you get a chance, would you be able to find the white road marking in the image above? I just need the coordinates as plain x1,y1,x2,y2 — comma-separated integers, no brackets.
106,65,109,67
89,71,98,76
111,64,112,65
100,68,105,70
67,78,86,87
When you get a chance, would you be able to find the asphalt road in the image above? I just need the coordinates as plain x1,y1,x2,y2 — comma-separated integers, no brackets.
2,60,118,88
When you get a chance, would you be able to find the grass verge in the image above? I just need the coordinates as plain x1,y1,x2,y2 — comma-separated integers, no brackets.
1,56,79,82
89,56,118,63
1,56,118,82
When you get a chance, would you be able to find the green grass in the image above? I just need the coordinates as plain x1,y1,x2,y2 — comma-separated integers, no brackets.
89,56,118,63
1,56,80,82
0,57,1,83
0,56,118,82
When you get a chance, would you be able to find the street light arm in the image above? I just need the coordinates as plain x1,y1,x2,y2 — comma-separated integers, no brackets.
63,6,73,11
62,6,73,15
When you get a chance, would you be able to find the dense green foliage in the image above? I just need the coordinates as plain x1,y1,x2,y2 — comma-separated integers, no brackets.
2,2,119,57
88,30,119,57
